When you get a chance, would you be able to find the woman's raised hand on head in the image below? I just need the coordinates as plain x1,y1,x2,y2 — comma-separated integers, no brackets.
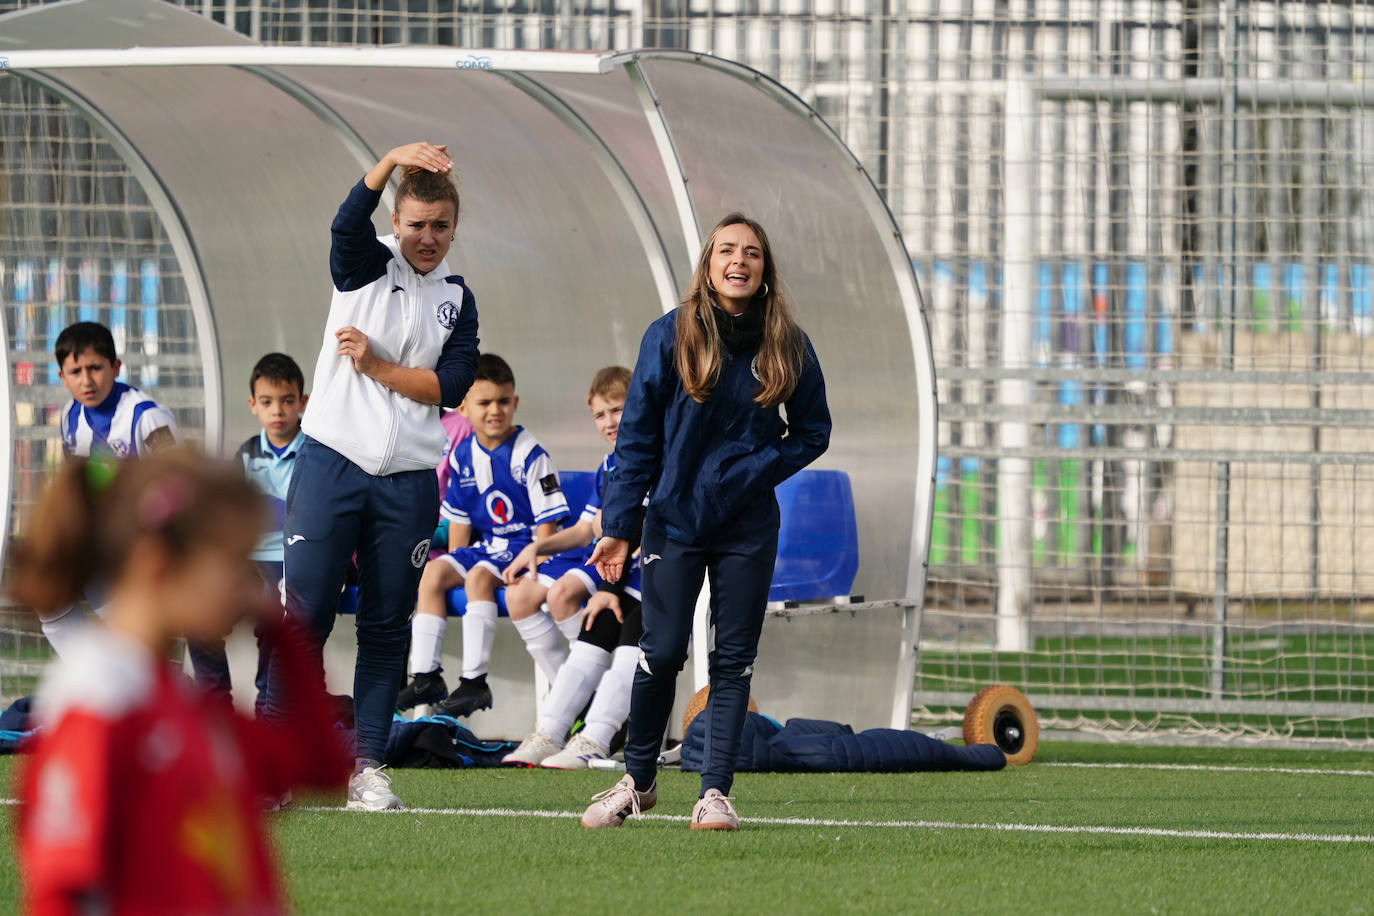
387,142,452,173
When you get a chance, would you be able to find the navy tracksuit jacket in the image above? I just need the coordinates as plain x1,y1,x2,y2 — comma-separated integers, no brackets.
600,308,831,794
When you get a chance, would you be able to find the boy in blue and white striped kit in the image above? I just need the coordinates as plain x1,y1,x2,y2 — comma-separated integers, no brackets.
39,321,180,657
398,353,570,718
187,353,308,709
56,321,179,462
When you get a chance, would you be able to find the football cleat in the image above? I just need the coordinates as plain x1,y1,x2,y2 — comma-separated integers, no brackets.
396,669,448,710
435,676,493,718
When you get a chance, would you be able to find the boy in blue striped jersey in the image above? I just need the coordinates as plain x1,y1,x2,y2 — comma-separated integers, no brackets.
38,321,181,657
55,321,179,461
398,353,570,718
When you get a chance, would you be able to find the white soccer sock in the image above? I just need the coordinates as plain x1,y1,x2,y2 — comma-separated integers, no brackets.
408,613,448,675
513,611,570,683
461,600,499,679
39,605,88,659
582,645,641,749
555,613,583,644
537,640,611,739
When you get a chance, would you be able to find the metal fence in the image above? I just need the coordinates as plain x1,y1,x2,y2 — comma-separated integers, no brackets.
3,0,1374,745
0,75,206,514
0,47,209,705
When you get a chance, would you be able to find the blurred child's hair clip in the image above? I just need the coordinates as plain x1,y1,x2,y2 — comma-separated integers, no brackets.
84,453,119,498
138,475,191,530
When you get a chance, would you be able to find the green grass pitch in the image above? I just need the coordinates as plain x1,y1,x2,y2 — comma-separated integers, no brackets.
2,742,1373,914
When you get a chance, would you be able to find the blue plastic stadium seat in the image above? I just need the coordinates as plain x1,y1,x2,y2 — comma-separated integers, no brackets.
556,470,597,528
445,587,511,617
444,469,597,617
769,469,859,602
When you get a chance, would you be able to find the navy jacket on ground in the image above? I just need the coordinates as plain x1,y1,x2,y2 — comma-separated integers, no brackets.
681,712,1007,773
0,696,33,753
601,309,832,545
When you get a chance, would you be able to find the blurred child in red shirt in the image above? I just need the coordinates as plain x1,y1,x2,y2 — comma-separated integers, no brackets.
8,450,351,915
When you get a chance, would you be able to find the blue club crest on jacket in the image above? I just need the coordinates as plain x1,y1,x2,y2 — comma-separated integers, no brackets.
436,300,459,330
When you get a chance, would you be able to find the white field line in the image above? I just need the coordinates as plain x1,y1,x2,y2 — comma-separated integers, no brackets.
1042,762,1374,777
0,796,1365,843
289,804,1374,844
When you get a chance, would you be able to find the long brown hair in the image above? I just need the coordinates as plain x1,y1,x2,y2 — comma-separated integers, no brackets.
675,213,805,407
8,450,263,614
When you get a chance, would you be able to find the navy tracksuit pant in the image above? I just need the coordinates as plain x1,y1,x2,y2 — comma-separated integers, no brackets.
265,437,438,762
188,560,281,713
624,500,779,796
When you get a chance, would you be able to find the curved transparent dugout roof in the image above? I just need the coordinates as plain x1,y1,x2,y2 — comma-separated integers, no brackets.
0,0,935,600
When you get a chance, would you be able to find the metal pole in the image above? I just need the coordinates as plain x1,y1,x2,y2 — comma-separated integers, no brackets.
1211,2,1239,701
1299,6,1324,596
997,78,1035,653
876,0,892,198
0,254,11,576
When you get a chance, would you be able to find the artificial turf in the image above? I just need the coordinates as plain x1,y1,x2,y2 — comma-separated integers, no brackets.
2,741,1372,914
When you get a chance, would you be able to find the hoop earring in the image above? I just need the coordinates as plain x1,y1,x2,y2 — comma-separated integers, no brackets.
706,278,717,292
756,282,770,298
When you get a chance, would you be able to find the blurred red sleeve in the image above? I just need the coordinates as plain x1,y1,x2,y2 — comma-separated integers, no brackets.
232,617,352,798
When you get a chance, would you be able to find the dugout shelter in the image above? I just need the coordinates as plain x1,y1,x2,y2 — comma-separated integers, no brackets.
0,0,936,734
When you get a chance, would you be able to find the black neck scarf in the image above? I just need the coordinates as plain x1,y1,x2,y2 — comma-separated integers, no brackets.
711,301,764,355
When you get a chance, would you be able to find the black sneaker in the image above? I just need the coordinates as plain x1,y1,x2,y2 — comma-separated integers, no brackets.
396,670,448,710
435,675,493,717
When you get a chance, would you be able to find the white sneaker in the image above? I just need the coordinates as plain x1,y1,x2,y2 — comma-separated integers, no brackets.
540,732,609,770
580,774,657,829
690,788,739,831
346,766,403,811
502,730,564,767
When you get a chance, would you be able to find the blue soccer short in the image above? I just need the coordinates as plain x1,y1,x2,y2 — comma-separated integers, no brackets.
441,540,526,580
537,547,641,600
536,548,600,593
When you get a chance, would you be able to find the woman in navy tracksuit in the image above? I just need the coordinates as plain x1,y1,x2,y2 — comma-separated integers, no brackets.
581,213,831,830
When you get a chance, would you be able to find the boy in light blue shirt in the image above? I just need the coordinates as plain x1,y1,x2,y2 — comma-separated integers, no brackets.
189,353,308,709
236,353,310,565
